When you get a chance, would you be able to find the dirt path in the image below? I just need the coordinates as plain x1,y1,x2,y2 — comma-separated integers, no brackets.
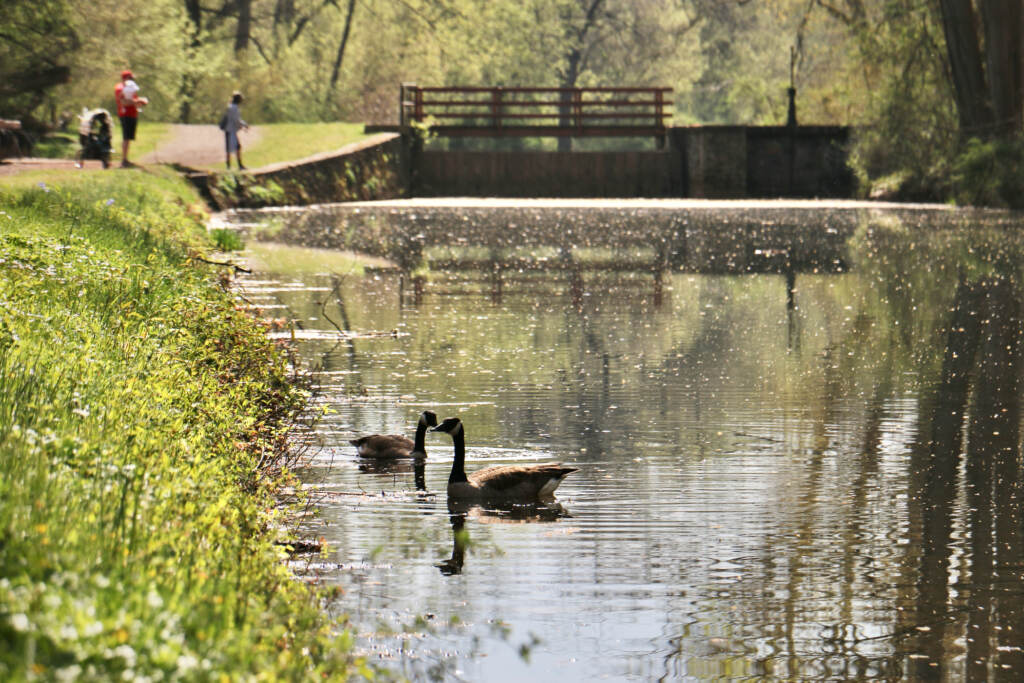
140,124,264,169
0,124,265,176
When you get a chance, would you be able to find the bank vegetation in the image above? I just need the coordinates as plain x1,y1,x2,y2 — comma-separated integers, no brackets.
0,170,370,680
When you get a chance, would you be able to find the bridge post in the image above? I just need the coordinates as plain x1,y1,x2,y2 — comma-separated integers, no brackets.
574,89,583,137
491,88,503,131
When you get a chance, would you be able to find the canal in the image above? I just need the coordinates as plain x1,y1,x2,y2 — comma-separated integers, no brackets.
225,201,1023,681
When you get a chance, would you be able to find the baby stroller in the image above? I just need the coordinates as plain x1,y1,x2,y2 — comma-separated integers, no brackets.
75,108,113,168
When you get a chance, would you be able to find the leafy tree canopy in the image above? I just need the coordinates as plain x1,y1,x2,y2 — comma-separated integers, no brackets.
0,0,79,127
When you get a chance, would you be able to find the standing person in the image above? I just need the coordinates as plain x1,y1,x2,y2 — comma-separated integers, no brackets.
114,69,147,167
222,91,249,170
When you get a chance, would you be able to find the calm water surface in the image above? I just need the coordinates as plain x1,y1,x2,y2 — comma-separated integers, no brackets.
233,206,1024,681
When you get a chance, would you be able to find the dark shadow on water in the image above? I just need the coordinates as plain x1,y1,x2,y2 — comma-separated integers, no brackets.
358,457,427,491
438,500,572,576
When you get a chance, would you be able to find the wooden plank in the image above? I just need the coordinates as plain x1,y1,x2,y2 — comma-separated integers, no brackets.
416,86,672,94
408,86,672,138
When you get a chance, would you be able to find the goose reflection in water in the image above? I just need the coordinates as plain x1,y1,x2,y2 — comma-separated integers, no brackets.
357,457,427,491
437,500,571,576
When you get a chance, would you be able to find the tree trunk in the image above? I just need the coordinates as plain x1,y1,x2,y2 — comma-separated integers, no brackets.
328,0,357,95
979,0,1023,134
556,0,606,153
936,0,993,134
938,0,1024,137
235,0,252,53
178,0,203,123
274,0,295,29
558,49,581,153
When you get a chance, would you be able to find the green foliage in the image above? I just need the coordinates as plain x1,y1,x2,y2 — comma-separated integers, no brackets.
210,172,287,208
209,227,245,251
0,173,369,680
951,137,1024,209
0,0,78,122
29,134,77,159
839,1,958,200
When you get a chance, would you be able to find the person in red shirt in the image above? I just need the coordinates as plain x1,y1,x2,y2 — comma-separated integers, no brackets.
114,69,148,167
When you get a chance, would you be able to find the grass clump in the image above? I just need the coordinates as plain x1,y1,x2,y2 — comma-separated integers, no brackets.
0,171,370,680
210,227,245,251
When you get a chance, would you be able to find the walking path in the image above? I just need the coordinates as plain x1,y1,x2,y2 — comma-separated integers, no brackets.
140,124,263,168
0,124,263,176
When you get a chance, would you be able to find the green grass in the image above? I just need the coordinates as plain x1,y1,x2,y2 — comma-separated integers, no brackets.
31,134,78,159
130,122,176,163
30,122,173,163
0,170,371,680
243,122,370,168
245,241,392,276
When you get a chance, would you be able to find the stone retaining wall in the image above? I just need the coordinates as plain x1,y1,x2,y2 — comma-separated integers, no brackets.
195,133,407,209
195,126,853,207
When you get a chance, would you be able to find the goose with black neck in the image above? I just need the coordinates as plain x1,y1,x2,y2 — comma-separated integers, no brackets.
431,417,578,503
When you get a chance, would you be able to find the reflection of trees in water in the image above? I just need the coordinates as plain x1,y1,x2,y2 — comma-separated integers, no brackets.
658,270,1021,678
907,276,1022,677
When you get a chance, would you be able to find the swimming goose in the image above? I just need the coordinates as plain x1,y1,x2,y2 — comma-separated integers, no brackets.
350,410,437,458
431,417,578,502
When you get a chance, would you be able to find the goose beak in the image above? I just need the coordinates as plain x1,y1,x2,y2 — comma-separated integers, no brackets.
431,417,461,434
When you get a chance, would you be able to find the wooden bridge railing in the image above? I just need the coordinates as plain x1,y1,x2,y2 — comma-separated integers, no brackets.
399,84,672,138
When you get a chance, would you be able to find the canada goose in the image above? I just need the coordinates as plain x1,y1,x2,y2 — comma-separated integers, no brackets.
431,417,578,502
350,410,437,458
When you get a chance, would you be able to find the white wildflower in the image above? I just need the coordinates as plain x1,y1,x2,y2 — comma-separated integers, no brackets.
55,665,82,682
9,613,29,632
176,654,199,671
113,644,136,667
146,590,163,609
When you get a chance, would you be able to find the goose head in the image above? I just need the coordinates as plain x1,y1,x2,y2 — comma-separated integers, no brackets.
420,410,439,428
431,417,463,436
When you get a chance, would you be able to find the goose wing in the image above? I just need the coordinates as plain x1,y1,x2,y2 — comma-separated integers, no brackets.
469,463,578,493
350,434,415,458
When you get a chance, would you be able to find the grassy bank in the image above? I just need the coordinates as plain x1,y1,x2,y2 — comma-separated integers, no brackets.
237,122,369,169
0,169,368,680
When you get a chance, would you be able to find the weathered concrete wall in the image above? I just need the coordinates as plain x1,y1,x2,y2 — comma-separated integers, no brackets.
671,125,854,199
196,133,407,209
746,126,854,198
672,127,747,199
414,150,682,198
409,126,853,199
193,126,853,206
